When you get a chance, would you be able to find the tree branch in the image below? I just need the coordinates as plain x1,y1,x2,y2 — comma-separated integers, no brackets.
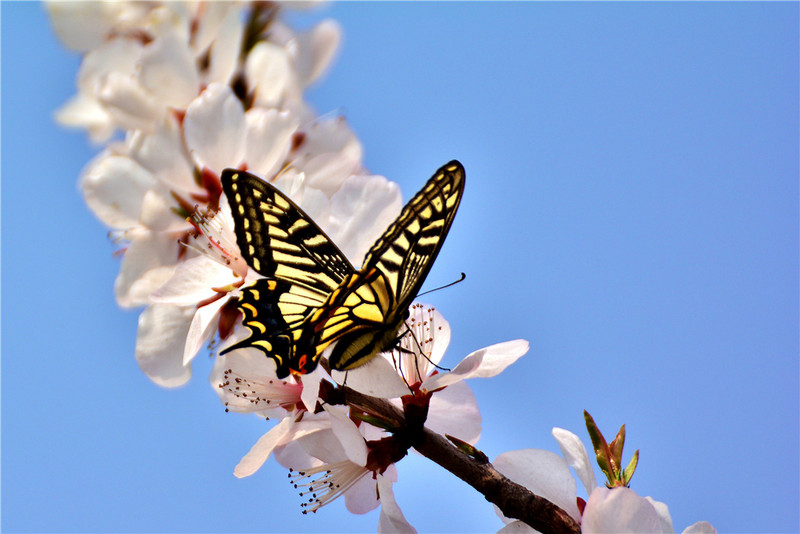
342,387,581,534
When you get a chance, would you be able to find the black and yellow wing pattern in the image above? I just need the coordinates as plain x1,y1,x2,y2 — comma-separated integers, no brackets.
220,169,355,378
220,160,465,379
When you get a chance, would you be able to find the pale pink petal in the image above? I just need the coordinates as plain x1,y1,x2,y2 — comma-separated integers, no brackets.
139,32,199,108
323,405,368,467
300,366,323,412
582,487,664,534
77,37,142,89
81,154,161,229
115,233,180,308
328,174,402,264
552,427,597,495
292,20,342,86
150,256,236,305
243,108,298,178
234,417,294,478
421,340,529,391
497,521,537,534
377,472,416,534
331,356,411,399
682,522,717,534
97,72,164,132
135,304,195,387
494,449,580,522
182,297,227,365
205,5,243,86
427,381,481,444
139,189,187,232
646,497,675,534
126,116,198,194
184,83,246,173
54,94,114,142
246,42,292,108
46,2,144,52
343,471,380,515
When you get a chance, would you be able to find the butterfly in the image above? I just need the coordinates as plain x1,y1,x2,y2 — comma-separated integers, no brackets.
220,160,465,379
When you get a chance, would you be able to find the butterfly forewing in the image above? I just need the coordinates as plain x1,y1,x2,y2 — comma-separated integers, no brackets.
318,160,466,371
220,169,356,378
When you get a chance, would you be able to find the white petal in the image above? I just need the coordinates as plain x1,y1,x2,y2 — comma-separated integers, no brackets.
150,256,236,305
582,487,664,534
234,417,294,478
139,32,199,108
97,72,164,132
682,522,717,534
77,37,143,90
343,470,381,515
377,473,417,534
331,356,411,399
497,521,538,534
206,5,243,86
184,83,246,172
54,94,115,142
115,233,180,308
246,41,292,108
139,189,186,232
426,381,481,444
243,107,299,178
422,339,530,391
126,115,197,195
323,405,368,467
46,2,141,52
81,154,160,229
293,20,342,86
493,449,580,522
328,173,402,264
551,427,597,495
646,497,675,534
182,297,226,365
135,304,195,387
300,366,323,412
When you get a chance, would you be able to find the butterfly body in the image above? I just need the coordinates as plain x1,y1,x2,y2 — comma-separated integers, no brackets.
221,161,465,379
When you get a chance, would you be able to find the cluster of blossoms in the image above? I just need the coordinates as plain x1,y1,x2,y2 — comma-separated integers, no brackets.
49,2,715,533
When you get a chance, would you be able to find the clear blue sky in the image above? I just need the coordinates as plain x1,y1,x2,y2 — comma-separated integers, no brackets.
2,2,797,532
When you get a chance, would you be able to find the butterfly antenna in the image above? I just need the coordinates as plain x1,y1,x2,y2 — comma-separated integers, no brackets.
416,272,466,298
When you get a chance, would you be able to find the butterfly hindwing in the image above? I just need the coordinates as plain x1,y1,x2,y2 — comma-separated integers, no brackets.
220,169,355,378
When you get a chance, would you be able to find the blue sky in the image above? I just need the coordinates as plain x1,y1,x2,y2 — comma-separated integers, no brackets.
2,2,797,533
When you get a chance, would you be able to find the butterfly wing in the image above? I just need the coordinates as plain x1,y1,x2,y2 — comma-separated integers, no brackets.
309,160,466,372
220,169,355,378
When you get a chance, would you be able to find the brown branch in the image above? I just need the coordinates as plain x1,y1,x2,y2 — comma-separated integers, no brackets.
342,387,580,534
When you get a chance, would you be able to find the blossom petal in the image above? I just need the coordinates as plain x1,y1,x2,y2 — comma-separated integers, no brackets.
206,5,243,86
422,339,529,391
323,405,368,467
682,522,717,534
377,472,416,534
426,381,481,444
135,304,195,387
234,417,294,478
646,497,675,534
582,487,665,534
552,427,597,495
183,297,226,365
246,41,292,108
126,116,197,194
328,173,402,265
54,93,114,142
97,72,164,132
150,256,236,306
331,356,411,399
115,232,180,308
243,107,298,179
81,154,161,229
300,366,323,412
139,32,199,108
292,20,342,86
494,449,580,522
497,521,537,534
184,83,246,172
